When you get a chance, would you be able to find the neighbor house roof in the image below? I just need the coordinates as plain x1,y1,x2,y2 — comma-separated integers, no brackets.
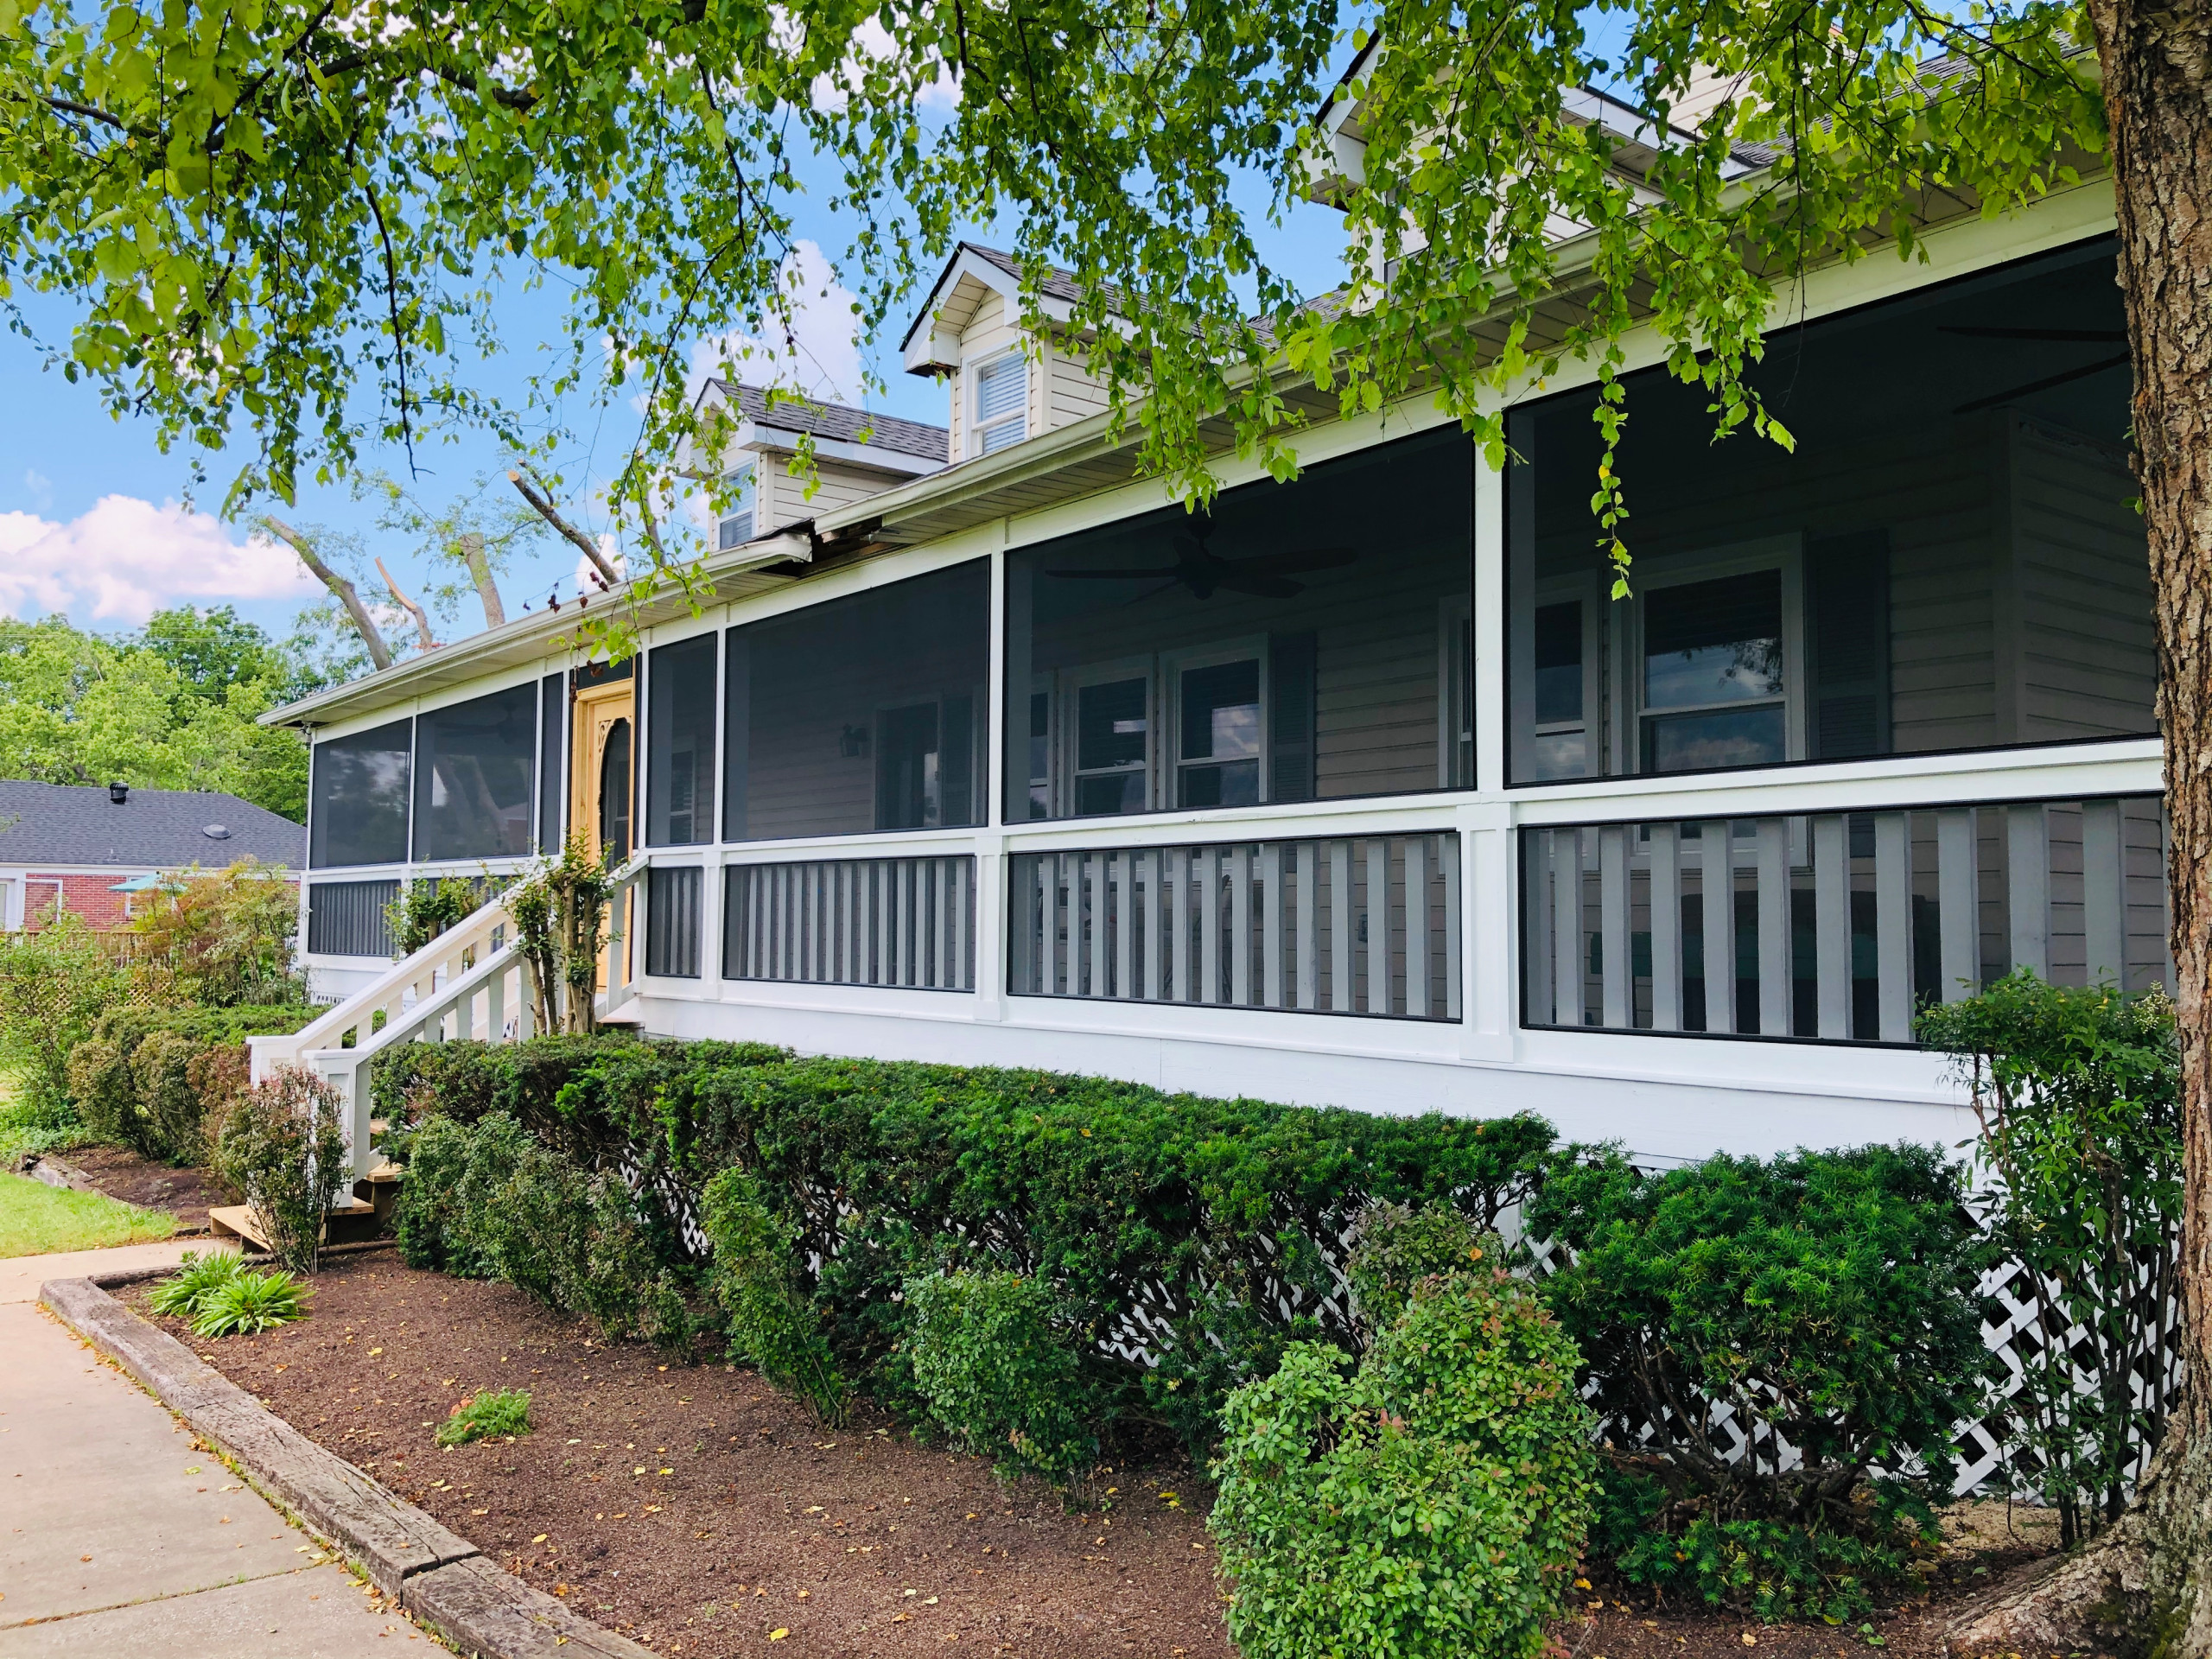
0,781,305,870
705,381,950,464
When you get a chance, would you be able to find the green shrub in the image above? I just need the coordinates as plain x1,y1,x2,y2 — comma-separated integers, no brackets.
0,915,132,1119
133,1030,207,1164
190,1267,311,1337
61,1003,318,1161
1590,1462,1934,1624
127,859,302,1007
387,876,486,959
1918,971,2183,1544
65,1036,136,1146
1210,1262,1594,1659
388,1109,702,1351
1344,1198,1498,1339
1526,1142,1993,1617
148,1248,247,1319
903,1269,1103,1491
1529,1143,1994,1520
376,1036,1553,1456
437,1389,531,1446
211,1065,351,1274
700,1167,849,1424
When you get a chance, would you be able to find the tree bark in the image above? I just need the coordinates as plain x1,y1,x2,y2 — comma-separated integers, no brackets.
508,468,622,588
1950,1,2212,1652
375,558,439,650
459,531,505,628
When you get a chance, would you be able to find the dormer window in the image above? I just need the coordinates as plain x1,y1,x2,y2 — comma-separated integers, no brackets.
971,351,1027,455
716,463,757,549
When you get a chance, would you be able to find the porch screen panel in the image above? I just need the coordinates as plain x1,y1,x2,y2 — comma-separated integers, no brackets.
412,684,537,861
537,672,566,852
722,855,975,989
1006,426,1474,823
307,879,399,957
723,559,989,841
646,634,716,845
1519,793,2172,1045
308,717,412,868
1007,831,1460,1020
1506,238,2153,785
645,866,703,977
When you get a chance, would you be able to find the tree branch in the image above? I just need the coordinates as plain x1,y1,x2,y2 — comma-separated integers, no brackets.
508,468,622,587
458,531,506,627
260,514,393,671
375,557,439,649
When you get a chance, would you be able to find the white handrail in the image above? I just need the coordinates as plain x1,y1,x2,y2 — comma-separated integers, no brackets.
250,887,518,1088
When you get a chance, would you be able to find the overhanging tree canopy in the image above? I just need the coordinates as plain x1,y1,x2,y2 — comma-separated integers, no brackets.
4,0,2208,1646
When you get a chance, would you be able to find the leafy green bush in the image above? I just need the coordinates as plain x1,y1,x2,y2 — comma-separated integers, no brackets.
700,1167,849,1424
0,915,132,1119
1210,1261,1594,1659
211,1065,351,1273
148,1248,247,1319
387,875,487,959
1591,1462,1934,1624
127,859,302,1007
133,1030,207,1164
437,1389,531,1446
190,1267,311,1337
62,1002,318,1162
1527,1142,1993,1617
903,1269,1103,1491
389,1109,701,1350
376,1036,1552,1456
1918,970,2184,1545
1344,1198,1501,1338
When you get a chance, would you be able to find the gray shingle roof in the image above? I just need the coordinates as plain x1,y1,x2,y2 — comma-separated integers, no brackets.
0,781,305,870
711,381,949,463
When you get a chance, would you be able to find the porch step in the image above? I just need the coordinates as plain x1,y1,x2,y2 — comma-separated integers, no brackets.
208,1198,381,1255
355,1160,404,1226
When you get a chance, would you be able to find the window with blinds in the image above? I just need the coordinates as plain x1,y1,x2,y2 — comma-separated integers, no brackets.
971,352,1027,454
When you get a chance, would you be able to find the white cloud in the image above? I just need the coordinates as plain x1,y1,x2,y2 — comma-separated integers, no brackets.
689,240,866,405
810,18,959,118
22,469,52,512
0,495,319,626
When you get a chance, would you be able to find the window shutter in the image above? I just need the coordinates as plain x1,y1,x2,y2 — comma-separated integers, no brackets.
1806,529,1891,760
1269,632,1319,802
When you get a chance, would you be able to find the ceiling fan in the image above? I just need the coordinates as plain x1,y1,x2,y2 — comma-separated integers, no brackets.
1045,517,1357,601
1939,325,2128,415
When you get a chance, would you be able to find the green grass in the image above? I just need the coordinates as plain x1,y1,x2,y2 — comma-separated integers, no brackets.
0,1170,176,1259
437,1389,533,1446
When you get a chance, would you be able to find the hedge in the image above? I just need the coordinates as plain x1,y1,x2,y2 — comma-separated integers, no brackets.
66,1001,322,1164
377,1036,1554,1452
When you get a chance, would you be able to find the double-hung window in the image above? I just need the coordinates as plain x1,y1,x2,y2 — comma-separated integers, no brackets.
1168,647,1264,808
971,352,1027,455
1634,548,1802,773
716,463,757,550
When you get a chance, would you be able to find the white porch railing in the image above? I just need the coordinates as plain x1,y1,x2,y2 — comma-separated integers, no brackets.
1009,831,1462,1020
252,857,648,1180
1522,793,2171,1042
723,855,976,991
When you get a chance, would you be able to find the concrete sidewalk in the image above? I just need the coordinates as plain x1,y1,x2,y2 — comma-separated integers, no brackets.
0,1245,430,1655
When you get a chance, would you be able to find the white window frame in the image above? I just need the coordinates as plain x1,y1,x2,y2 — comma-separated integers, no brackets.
1161,638,1269,810
969,350,1028,456
1439,595,1474,788
1623,537,1806,776
1529,572,1603,781
717,461,758,550
1024,671,1057,820
1058,655,1157,817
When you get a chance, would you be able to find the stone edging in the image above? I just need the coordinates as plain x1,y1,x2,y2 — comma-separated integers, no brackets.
39,1273,651,1659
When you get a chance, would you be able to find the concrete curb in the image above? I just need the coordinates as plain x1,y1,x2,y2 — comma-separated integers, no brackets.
38,1273,652,1659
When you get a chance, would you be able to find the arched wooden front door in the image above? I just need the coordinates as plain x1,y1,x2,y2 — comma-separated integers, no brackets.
569,677,635,997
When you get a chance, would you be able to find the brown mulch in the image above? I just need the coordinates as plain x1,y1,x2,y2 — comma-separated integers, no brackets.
130,1255,1234,1659
127,1255,2058,1659
48,1143,231,1231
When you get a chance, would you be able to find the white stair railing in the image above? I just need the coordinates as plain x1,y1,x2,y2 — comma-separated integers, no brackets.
597,857,648,1022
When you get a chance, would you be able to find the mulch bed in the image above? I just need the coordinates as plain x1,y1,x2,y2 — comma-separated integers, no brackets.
46,1143,230,1232
126,1255,2057,1659
129,1254,1232,1658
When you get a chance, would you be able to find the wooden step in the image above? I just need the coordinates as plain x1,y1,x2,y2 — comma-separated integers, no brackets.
208,1198,380,1255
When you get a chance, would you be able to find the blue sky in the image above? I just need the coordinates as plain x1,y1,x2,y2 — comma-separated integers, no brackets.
0,127,1354,652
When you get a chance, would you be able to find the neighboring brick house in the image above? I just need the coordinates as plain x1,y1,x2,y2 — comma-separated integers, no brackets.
0,780,305,931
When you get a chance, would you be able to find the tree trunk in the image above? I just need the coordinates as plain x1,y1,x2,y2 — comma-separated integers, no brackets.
1950,1,2212,1652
